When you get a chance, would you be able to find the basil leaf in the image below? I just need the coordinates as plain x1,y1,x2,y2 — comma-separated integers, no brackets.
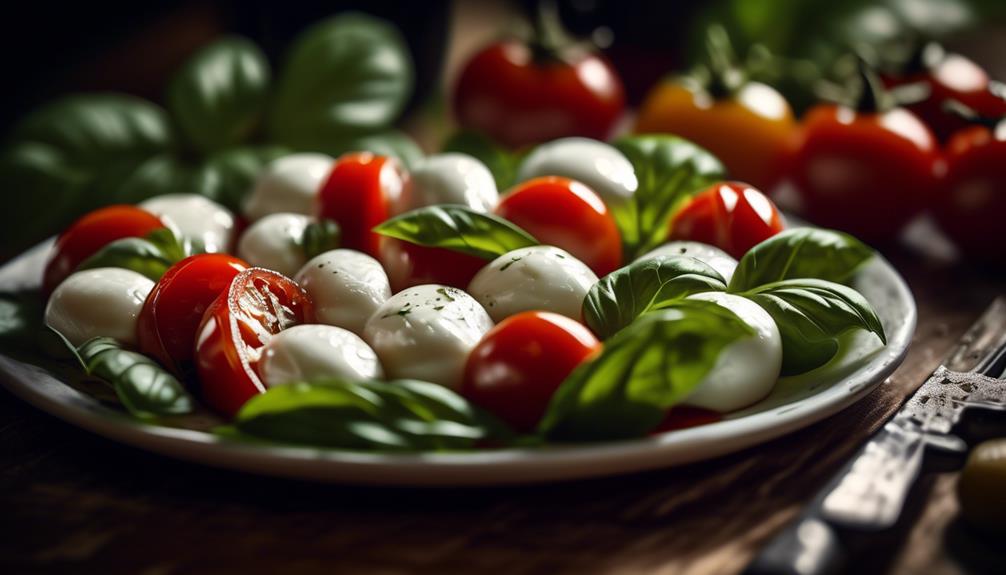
583,255,727,339
442,130,521,190
613,135,726,260
743,279,886,375
313,129,423,169
77,228,193,281
270,13,413,148
201,145,291,212
539,300,754,441
300,219,341,260
168,36,270,154
76,337,194,418
234,378,509,451
373,205,538,260
727,228,874,292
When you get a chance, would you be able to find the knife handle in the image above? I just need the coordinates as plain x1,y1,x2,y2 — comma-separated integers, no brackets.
743,518,846,575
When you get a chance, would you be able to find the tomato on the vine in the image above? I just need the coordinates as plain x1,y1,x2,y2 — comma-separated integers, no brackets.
668,181,784,259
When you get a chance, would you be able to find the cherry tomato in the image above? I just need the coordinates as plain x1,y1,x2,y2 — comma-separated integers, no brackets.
495,176,622,276
461,311,601,432
668,181,784,259
137,254,248,376
42,205,166,294
194,268,313,417
453,41,625,149
379,238,487,293
317,152,410,259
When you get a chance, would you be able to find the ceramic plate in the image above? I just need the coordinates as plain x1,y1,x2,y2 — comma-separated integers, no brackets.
0,241,915,486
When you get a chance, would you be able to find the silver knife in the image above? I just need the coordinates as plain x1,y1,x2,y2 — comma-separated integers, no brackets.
745,297,1006,575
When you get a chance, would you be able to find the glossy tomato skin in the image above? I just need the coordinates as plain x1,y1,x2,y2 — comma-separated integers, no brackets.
194,268,313,417
42,205,166,295
379,238,487,292
137,254,248,376
461,311,601,432
786,105,940,243
669,181,784,260
495,176,623,276
317,152,410,259
636,82,796,192
934,126,1006,260
453,41,625,149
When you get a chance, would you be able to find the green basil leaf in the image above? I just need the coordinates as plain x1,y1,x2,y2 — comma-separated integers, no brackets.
442,130,521,190
76,336,194,418
539,300,754,441
168,36,270,154
743,278,886,375
373,205,538,260
234,378,509,451
270,13,413,147
77,228,193,281
583,255,727,339
613,135,726,260
201,145,292,212
300,219,341,260
727,228,875,292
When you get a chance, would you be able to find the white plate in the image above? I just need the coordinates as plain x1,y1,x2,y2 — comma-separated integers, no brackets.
0,241,915,486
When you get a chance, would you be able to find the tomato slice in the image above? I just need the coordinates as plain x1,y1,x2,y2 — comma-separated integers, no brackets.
43,205,166,294
669,181,784,259
194,268,313,417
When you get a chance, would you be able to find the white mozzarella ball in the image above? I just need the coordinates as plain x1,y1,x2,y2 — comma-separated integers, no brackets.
294,249,392,335
408,153,498,212
363,285,493,389
45,268,154,347
639,241,738,284
140,194,236,253
243,153,333,222
517,137,637,209
258,324,383,387
684,292,782,412
237,213,311,277
467,246,598,323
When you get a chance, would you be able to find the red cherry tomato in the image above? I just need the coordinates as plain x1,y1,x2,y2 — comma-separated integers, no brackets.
495,176,623,276
194,268,313,417
42,205,166,294
137,254,248,376
668,181,784,259
461,311,601,432
786,105,939,243
317,152,410,259
453,41,625,149
379,238,487,292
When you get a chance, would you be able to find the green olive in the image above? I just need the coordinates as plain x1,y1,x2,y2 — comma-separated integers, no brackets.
958,438,1006,535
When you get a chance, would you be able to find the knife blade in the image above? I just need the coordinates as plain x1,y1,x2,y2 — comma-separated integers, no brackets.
744,296,1006,575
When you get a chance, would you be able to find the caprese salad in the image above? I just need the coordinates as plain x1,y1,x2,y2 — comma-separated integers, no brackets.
38,135,887,451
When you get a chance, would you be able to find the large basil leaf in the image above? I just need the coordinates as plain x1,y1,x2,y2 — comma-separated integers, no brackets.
200,145,291,212
442,130,521,190
313,129,424,169
583,255,727,339
539,300,754,441
270,13,413,148
233,378,509,451
727,228,874,292
168,36,270,154
373,205,538,260
77,228,193,281
743,278,886,375
613,135,726,260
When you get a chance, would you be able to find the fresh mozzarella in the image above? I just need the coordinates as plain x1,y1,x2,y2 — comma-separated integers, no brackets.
243,153,333,222
258,324,383,387
639,241,738,283
237,213,311,277
516,137,637,209
467,246,598,323
45,267,154,347
294,249,392,335
140,194,236,253
684,292,782,412
407,153,498,212
363,284,493,389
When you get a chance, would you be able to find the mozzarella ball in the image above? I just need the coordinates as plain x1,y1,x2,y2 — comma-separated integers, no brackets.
140,194,236,253
243,153,333,222
294,249,392,335
467,246,598,323
363,285,493,389
258,324,383,387
517,138,637,209
45,268,154,347
639,241,738,284
407,153,498,212
237,213,311,277
684,292,782,412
